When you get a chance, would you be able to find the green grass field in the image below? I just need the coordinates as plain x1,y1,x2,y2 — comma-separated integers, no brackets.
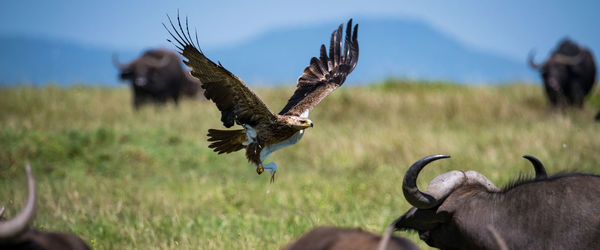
1,80,599,249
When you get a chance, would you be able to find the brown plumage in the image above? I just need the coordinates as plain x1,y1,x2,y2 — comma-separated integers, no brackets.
206,129,246,154
164,14,358,181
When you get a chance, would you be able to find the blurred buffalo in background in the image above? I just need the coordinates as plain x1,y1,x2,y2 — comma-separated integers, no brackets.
0,164,91,250
113,48,203,109
529,38,596,108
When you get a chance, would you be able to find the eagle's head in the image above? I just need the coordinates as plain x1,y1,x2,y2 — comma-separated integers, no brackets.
286,116,313,130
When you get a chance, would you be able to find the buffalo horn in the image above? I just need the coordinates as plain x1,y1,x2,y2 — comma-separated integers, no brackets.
112,53,126,69
523,155,547,179
528,50,542,70
403,155,500,209
0,163,36,240
402,155,465,209
464,170,499,192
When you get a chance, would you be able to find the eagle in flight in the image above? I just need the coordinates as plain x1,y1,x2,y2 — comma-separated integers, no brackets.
164,15,359,182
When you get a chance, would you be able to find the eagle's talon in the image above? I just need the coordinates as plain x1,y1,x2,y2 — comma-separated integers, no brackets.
270,172,276,183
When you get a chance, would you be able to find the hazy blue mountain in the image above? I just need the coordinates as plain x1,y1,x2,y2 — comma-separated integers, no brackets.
210,18,536,84
0,36,137,86
0,18,537,86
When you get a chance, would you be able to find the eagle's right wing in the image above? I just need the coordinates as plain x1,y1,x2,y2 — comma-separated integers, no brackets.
278,19,359,117
164,14,276,128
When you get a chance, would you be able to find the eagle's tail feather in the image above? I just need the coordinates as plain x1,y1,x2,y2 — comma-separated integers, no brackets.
207,129,247,154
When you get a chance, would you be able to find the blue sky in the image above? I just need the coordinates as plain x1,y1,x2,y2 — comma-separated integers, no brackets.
1,0,598,61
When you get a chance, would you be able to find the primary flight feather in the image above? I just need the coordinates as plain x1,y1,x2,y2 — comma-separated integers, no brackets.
164,14,359,182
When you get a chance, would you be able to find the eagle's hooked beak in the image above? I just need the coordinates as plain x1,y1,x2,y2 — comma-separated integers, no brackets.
296,119,313,129
303,121,313,128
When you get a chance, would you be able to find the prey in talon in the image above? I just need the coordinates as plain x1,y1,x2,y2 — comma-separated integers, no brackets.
164,14,359,182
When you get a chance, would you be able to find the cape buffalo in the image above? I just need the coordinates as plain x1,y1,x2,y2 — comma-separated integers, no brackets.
391,155,600,250
113,48,203,109
0,164,90,250
282,226,419,250
529,38,597,108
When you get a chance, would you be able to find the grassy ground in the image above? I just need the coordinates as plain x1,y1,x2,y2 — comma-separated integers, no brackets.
0,80,599,249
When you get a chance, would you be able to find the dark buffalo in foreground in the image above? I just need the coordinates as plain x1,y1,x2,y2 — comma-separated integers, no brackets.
529,38,597,108
113,48,203,109
282,226,419,250
390,155,600,250
0,164,90,250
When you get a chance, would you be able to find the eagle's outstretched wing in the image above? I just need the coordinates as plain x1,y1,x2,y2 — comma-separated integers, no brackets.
279,19,359,117
164,14,276,128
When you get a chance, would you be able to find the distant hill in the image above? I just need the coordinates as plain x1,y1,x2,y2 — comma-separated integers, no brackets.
0,36,135,86
0,18,537,86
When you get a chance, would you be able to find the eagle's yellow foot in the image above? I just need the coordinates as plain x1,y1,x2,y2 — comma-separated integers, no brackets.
262,162,277,183
256,165,264,175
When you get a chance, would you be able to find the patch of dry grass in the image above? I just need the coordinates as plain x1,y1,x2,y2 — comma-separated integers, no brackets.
0,81,599,249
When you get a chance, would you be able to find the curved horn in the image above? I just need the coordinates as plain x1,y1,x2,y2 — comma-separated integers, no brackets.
403,155,468,209
0,207,4,218
528,50,542,70
523,155,547,179
0,163,36,240
377,220,397,250
377,222,396,250
112,53,126,69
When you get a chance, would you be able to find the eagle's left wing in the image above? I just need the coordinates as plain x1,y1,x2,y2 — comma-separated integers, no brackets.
279,19,359,117
164,14,277,128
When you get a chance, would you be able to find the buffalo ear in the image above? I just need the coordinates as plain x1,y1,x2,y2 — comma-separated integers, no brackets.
394,207,451,231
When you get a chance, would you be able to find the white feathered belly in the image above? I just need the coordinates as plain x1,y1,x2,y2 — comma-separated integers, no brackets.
260,130,304,162
242,125,305,163
245,109,309,163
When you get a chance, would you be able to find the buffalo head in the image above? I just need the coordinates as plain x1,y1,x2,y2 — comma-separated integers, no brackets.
113,49,175,88
392,154,600,250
